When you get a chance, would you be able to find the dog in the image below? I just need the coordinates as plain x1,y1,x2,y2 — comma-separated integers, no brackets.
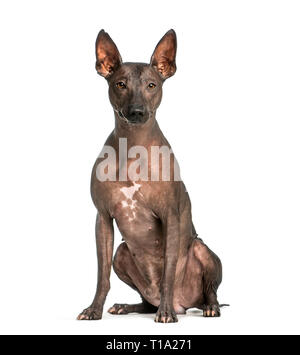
77,29,223,323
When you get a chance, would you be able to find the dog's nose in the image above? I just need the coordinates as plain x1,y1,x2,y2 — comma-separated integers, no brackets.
128,105,145,122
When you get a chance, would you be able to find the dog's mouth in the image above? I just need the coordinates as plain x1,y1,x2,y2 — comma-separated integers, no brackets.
117,110,131,122
114,109,149,125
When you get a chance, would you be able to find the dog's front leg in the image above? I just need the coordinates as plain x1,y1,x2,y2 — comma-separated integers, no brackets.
155,210,180,323
77,211,114,320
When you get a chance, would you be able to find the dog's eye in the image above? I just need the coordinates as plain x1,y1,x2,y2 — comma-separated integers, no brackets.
148,83,156,89
116,82,126,89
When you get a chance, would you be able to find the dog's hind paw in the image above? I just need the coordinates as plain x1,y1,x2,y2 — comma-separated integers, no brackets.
108,304,130,314
203,304,220,317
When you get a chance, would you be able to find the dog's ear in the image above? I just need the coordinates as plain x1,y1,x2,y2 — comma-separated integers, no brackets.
150,29,177,80
95,30,122,79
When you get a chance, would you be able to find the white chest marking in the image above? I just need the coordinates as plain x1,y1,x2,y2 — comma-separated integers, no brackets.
120,182,141,200
120,182,141,222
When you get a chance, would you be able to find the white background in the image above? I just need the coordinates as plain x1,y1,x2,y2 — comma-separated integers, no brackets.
0,0,299,335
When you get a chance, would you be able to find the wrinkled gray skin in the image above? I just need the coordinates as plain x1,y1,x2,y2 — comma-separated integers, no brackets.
77,30,223,323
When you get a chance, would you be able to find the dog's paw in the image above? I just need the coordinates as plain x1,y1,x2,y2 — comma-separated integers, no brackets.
155,306,178,323
108,304,129,315
77,305,103,320
203,304,220,317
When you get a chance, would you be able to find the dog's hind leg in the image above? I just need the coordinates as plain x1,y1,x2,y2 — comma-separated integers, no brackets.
192,239,222,317
108,299,157,315
108,242,158,315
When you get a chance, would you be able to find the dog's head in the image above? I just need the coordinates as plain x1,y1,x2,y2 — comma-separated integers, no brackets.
95,29,177,125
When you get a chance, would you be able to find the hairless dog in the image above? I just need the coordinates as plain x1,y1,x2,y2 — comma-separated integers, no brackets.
77,29,224,323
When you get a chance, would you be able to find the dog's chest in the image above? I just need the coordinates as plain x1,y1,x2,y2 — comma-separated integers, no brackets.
112,181,144,223
110,181,163,247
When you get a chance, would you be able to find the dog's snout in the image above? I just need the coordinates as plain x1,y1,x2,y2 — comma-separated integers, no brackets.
128,105,145,122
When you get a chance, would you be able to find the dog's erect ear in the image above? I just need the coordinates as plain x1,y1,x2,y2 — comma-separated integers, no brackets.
95,30,122,79
150,29,177,80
